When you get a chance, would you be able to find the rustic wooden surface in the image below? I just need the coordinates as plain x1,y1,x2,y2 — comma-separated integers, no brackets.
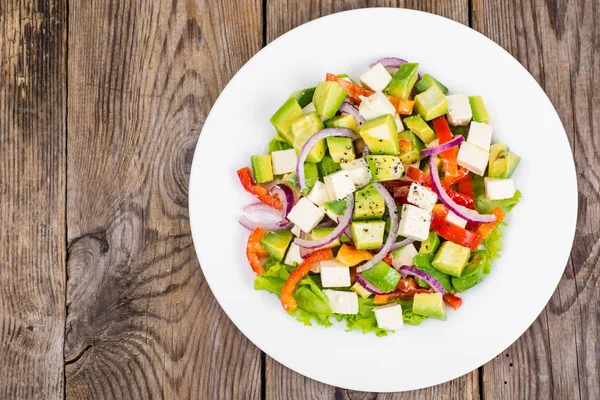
0,0,597,399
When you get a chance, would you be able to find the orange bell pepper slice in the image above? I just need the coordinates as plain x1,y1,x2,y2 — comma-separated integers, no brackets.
432,116,458,177
443,293,463,310
237,167,282,211
336,244,373,267
246,227,269,275
474,207,505,239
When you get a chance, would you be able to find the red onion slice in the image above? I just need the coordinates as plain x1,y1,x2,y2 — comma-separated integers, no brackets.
299,231,311,259
355,274,389,295
356,183,399,272
428,157,496,223
369,57,408,69
239,216,293,232
243,202,282,216
389,238,415,252
420,135,464,157
294,195,354,249
270,184,295,216
398,265,446,295
339,101,366,125
297,128,358,191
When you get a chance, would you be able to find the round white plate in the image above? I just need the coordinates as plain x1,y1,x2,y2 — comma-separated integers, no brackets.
189,8,577,392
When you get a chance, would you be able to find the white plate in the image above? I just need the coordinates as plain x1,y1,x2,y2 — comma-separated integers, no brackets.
189,8,577,392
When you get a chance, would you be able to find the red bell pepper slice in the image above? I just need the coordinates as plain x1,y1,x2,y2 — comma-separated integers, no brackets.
237,167,283,211
246,227,269,275
280,249,333,312
443,293,463,310
430,214,483,251
457,172,474,199
406,166,430,185
432,116,458,177
443,167,470,186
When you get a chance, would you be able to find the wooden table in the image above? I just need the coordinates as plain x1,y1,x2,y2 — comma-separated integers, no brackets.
1,0,597,398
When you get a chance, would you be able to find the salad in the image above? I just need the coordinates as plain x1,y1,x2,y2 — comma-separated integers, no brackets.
236,57,521,335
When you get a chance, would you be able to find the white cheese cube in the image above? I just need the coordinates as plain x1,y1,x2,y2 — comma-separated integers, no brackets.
393,113,405,132
446,210,467,228
340,158,372,188
358,91,396,121
284,243,303,266
374,304,404,330
391,243,418,269
323,290,359,314
319,206,339,223
287,198,325,233
324,170,356,200
484,178,516,200
291,225,301,237
398,204,432,241
360,63,393,92
306,181,331,206
467,121,493,151
457,142,489,176
446,94,472,126
271,149,298,175
320,260,351,288
302,102,316,114
407,182,438,212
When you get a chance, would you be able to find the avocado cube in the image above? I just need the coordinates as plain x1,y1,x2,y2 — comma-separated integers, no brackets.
325,114,360,134
351,221,385,250
489,151,521,179
414,73,449,94
353,185,385,220
468,96,490,123
489,142,509,165
285,162,319,195
292,113,326,163
362,261,402,293
268,138,292,154
326,137,355,163
350,281,372,299
359,114,400,155
403,115,436,144
313,81,347,119
391,242,418,268
250,155,274,184
270,97,304,144
414,84,448,121
317,155,341,178
260,230,293,262
290,87,316,108
432,241,470,277
419,232,441,254
388,63,420,99
366,155,404,182
311,227,350,249
413,293,446,320
397,130,425,164
452,252,489,292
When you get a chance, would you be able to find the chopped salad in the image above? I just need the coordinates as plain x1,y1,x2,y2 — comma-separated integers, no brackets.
236,58,521,335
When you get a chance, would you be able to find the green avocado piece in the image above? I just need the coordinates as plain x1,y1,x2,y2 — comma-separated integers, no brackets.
412,253,454,293
489,151,521,179
351,220,386,250
270,97,304,145
414,84,448,121
292,112,326,163
359,114,400,155
403,115,436,144
366,155,404,182
419,232,440,254
362,261,402,293
326,137,355,163
432,241,471,277
469,96,490,123
354,185,385,220
268,138,292,155
323,199,346,216
489,142,509,165
250,155,274,184
311,227,350,249
317,155,341,178
313,81,347,119
291,87,316,108
413,293,446,320
285,162,319,195
325,114,360,134
414,73,449,94
350,281,372,299
260,230,293,261
388,63,420,99
397,130,425,164
452,251,491,292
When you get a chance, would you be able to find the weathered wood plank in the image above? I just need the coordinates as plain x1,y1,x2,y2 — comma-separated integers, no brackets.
265,1,478,398
473,0,599,399
0,0,66,399
65,0,263,398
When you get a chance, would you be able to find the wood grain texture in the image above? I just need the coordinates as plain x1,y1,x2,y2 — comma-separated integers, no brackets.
265,1,478,398
65,0,263,398
473,0,599,399
0,0,66,399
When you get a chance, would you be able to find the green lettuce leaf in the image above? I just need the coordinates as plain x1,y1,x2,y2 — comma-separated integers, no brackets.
412,254,455,293
483,222,506,260
397,299,427,326
472,175,522,214
345,297,389,337
254,276,285,295
289,275,333,327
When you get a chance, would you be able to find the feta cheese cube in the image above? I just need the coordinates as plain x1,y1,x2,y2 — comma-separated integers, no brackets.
407,182,438,212
306,181,331,206
302,102,316,114
340,158,372,188
484,178,516,200
446,94,472,126
319,206,339,223
284,243,303,266
271,149,298,175
358,91,396,121
391,243,418,269
398,204,432,241
291,225,301,237
457,142,489,176
374,304,404,330
467,121,493,151
446,210,467,228
393,113,405,132
360,63,393,92
323,289,359,314
287,198,325,233
320,260,351,287
324,170,356,200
